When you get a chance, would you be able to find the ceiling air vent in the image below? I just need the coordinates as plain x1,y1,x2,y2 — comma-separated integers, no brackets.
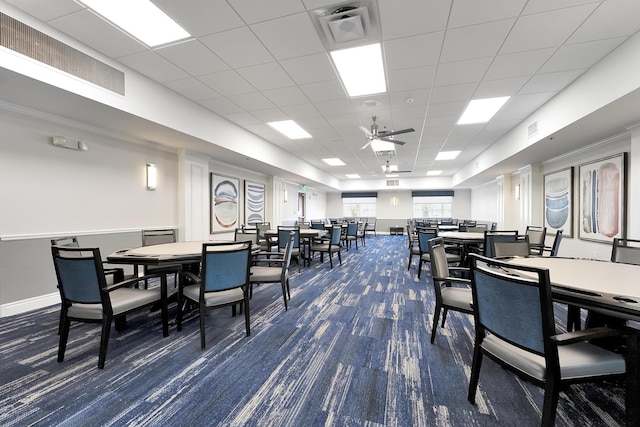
310,0,381,50
386,179,399,187
0,12,124,95
528,121,538,138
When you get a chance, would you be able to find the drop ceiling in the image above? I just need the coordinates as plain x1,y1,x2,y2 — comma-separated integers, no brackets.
2,0,640,188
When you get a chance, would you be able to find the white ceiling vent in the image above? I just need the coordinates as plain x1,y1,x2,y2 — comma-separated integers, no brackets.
528,121,538,138
310,1,381,50
386,179,399,187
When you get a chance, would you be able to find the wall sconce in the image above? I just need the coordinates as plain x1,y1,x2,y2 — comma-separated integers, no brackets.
514,183,521,200
283,189,288,202
146,163,157,190
391,196,398,207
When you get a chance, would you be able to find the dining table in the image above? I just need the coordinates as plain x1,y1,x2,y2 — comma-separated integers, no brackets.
106,240,249,336
439,231,485,265
505,256,640,426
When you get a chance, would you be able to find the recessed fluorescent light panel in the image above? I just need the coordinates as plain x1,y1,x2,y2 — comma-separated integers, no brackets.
345,174,361,179
78,0,191,47
427,170,443,176
457,96,510,124
435,151,460,161
267,120,312,139
330,43,386,97
323,158,345,166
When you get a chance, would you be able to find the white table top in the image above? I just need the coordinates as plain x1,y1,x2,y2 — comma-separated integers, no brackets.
440,231,485,241
507,257,640,318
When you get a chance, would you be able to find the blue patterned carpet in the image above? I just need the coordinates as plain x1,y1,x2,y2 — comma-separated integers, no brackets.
0,235,625,426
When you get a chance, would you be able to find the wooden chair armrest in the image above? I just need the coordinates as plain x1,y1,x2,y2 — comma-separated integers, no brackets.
552,326,625,345
432,276,472,286
103,272,166,291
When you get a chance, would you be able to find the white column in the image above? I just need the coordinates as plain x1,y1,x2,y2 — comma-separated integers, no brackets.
626,122,640,238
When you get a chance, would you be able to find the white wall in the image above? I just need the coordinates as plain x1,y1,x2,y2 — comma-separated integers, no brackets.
0,108,178,237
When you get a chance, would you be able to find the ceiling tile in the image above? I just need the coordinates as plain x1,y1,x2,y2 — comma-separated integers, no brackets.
198,70,255,96
474,76,529,98
281,103,322,120
388,65,437,92
441,19,515,63
434,57,492,86
198,97,243,115
251,13,325,60
568,0,640,44
4,0,81,21
237,62,295,91
49,10,145,58
164,78,222,101
500,4,598,54
154,0,244,37
300,80,347,103
484,48,556,80
118,51,190,83
262,86,310,107
379,0,451,40
280,53,336,85
540,37,628,73
384,32,443,71
227,0,305,24
448,0,527,28
200,27,274,68
227,91,276,111
156,40,229,76
518,69,584,94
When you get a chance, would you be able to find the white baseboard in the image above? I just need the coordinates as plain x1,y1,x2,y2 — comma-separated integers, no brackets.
1,292,60,317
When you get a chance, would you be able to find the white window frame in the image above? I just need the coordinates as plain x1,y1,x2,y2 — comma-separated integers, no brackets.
412,196,453,219
342,196,377,218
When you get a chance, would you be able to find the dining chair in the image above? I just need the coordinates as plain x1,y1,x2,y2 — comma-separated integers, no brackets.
51,246,165,368
356,221,366,246
482,230,519,258
427,237,473,344
467,253,632,427
250,232,294,310
176,241,252,350
491,236,530,259
309,225,342,268
611,237,640,265
256,222,276,251
525,225,547,255
140,228,182,287
278,226,302,270
342,222,358,250
541,229,563,257
408,227,436,275
51,236,125,334
234,228,258,245
365,218,377,236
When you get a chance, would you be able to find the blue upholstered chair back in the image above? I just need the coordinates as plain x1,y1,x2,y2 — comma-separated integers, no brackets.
310,221,325,230
418,229,438,253
202,242,251,293
470,255,552,355
278,227,300,250
346,222,358,236
330,226,342,245
52,247,103,304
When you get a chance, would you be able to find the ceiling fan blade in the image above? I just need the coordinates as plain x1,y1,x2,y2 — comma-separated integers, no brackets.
379,127,415,137
379,137,406,145
396,170,412,173
360,125,372,137
360,140,372,150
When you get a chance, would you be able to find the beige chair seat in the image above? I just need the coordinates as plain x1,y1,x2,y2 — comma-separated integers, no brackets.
482,333,625,381
250,265,280,282
68,288,160,320
183,284,244,307
441,287,472,311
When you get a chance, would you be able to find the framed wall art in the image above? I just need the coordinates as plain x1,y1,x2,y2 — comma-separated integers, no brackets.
578,153,627,242
245,181,265,225
543,167,573,237
210,174,239,233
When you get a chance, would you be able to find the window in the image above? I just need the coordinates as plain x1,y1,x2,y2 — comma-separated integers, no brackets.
412,196,453,218
342,197,377,218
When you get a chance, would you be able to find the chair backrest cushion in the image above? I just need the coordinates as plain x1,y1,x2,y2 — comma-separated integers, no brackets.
278,227,300,249
484,231,519,257
470,256,552,355
492,240,530,258
428,237,450,279
611,237,640,265
52,247,103,304
202,242,251,292
418,229,438,253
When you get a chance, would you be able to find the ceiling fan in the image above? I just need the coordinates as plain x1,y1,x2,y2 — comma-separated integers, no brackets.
360,115,415,150
383,160,412,175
